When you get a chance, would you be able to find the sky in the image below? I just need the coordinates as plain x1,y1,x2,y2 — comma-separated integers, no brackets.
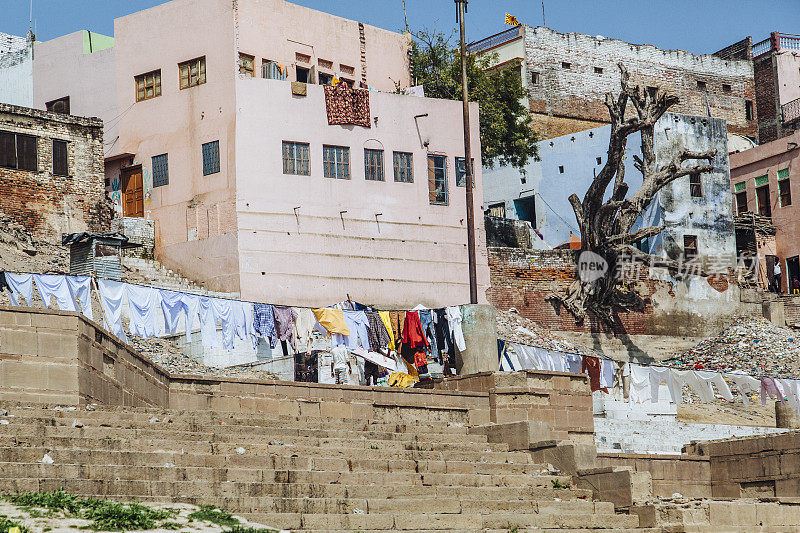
0,0,797,56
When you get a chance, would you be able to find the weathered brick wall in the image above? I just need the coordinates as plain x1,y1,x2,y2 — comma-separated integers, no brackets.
0,103,106,241
111,217,155,258
523,26,756,139
754,53,778,143
713,37,753,62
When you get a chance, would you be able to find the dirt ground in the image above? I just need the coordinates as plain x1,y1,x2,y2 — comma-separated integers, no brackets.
677,402,776,427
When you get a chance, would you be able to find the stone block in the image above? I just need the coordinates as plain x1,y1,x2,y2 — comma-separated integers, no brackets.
38,331,78,359
0,328,40,356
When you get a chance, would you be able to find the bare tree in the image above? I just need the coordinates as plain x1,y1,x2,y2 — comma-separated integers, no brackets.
551,64,716,324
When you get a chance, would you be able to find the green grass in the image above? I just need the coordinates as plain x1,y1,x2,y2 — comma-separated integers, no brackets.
6,488,82,515
228,526,279,533
550,478,568,489
187,506,239,527
0,516,30,533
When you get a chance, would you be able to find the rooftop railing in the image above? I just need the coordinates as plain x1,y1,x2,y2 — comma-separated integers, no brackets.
467,26,523,54
783,97,800,124
753,32,800,57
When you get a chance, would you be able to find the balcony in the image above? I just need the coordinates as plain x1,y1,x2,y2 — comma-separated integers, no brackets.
467,26,524,54
783,97,800,125
753,32,800,58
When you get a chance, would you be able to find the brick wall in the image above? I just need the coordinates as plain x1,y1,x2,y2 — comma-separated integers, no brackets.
112,217,155,258
0,103,106,241
754,53,779,143
523,26,756,139
714,37,753,62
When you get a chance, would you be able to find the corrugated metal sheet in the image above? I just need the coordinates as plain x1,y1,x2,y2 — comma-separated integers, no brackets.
68,239,123,281
69,242,93,277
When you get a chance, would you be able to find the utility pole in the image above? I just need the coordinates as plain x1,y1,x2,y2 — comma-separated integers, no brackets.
455,0,478,304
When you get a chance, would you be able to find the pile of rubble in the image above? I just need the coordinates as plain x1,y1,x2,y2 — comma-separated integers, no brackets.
0,211,67,274
129,335,279,380
495,308,598,355
665,316,800,377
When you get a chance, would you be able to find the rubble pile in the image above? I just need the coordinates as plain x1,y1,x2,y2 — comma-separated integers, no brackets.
666,316,800,377
495,308,598,355
129,335,279,381
0,211,67,273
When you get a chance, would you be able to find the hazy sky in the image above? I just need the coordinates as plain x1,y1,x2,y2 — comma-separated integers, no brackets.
1,0,796,55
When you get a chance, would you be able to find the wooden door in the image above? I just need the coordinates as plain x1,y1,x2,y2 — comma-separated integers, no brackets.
122,165,144,217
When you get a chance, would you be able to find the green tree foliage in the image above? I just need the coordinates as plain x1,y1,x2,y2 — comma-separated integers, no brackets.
408,29,538,170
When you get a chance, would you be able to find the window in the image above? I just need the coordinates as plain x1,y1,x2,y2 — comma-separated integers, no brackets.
779,168,791,207
202,140,220,175
746,100,754,120
594,66,603,74
455,157,474,187
596,157,602,165
282,141,310,175
323,145,350,179
647,86,658,99
690,174,703,197
135,70,161,102
530,72,540,85
561,62,571,69
238,53,254,77
757,183,771,217
697,80,707,90
558,165,564,174
487,203,506,218
0,131,37,171
296,66,310,83
634,237,649,253
722,83,732,93
364,148,384,181
262,60,287,80
340,77,355,87
427,154,448,205
52,139,68,176
152,153,168,187
318,58,333,70
179,56,206,89
45,96,70,114
393,151,413,183
318,72,333,86
736,191,748,214
683,235,698,260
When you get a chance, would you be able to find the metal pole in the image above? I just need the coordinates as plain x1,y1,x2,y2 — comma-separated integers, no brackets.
541,0,546,27
456,0,478,304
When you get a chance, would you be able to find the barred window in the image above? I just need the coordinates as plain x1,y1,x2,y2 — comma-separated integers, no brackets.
323,145,350,179
179,56,206,89
282,141,310,175
238,53,254,77
262,59,287,80
393,151,413,183
455,157,474,187
364,148,384,181
202,140,220,176
152,153,169,187
135,70,161,102
427,154,448,205
53,139,68,176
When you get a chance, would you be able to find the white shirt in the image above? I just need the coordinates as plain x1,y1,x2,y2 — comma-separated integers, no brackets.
332,345,349,370
775,263,782,275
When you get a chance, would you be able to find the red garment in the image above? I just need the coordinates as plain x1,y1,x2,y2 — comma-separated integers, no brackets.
581,356,607,393
402,311,429,350
413,350,428,369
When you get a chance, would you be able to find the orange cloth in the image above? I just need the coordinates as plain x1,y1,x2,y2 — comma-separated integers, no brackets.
312,308,350,336
581,355,607,393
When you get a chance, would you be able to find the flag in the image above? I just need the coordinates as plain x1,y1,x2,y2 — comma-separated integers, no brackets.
505,13,519,26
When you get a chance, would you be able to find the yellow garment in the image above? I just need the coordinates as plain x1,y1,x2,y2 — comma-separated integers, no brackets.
378,311,395,351
387,372,416,388
332,76,340,85
404,358,419,379
312,308,350,336
505,13,519,26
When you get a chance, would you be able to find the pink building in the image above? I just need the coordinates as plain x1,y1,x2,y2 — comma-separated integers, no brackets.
730,131,800,292
11,0,488,307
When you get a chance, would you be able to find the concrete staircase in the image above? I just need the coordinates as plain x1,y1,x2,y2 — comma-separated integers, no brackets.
0,404,652,532
122,256,236,298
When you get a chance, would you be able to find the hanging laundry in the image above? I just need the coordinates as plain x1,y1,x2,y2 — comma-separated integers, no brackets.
599,358,614,389
65,276,93,321
401,311,429,350
389,310,406,350
210,298,235,350
6,273,34,307
581,355,607,393
500,343,524,371
0,271,9,294
273,305,298,351
342,310,370,350
695,371,734,402
233,301,255,345
418,309,438,359
433,308,452,363
33,274,78,312
293,307,317,351
377,311,395,351
761,377,785,405
725,372,761,404
650,367,679,403
198,296,220,349
629,364,652,403
159,290,199,343
565,352,582,374
312,308,350,336
126,284,162,338
549,350,566,372
323,82,371,128
365,311,391,352
253,303,277,347
445,306,466,352
670,369,708,404
97,279,127,343
778,378,800,413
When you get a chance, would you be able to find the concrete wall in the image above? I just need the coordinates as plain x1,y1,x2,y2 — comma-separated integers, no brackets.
483,113,736,263
0,33,33,108
0,103,106,240
596,453,712,498
731,131,800,293
234,78,488,307
518,26,755,139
